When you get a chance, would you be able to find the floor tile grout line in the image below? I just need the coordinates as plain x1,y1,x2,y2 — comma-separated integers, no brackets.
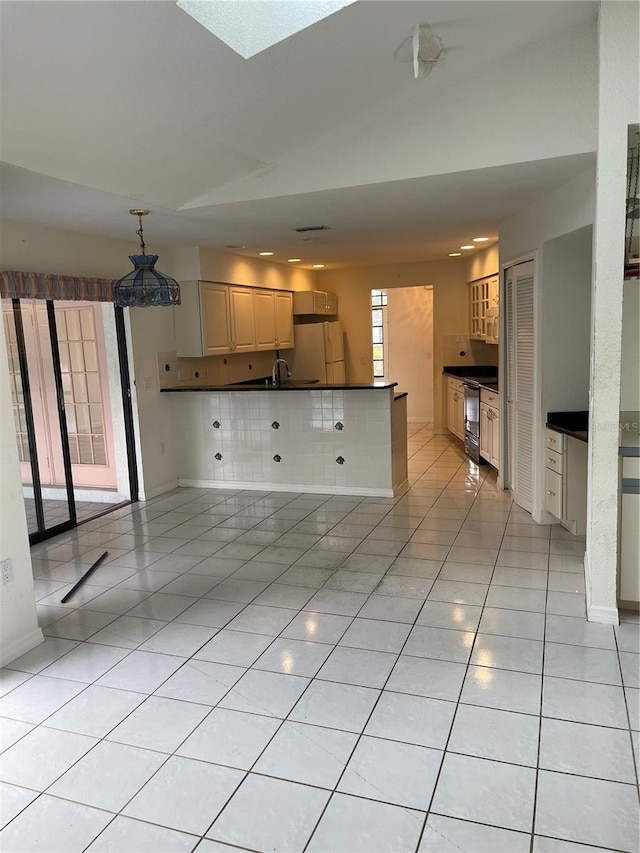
412,482,513,853
611,620,640,793
300,437,473,852
13,431,622,851
528,529,551,853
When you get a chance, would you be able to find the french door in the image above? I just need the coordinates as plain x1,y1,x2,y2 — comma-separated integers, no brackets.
3,297,137,543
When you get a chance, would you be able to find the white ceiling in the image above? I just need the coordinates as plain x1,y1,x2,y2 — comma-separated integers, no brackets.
0,0,599,269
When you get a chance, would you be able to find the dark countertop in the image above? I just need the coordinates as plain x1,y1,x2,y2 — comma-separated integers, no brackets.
443,366,499,393
546,410,589,443
161,381,398,392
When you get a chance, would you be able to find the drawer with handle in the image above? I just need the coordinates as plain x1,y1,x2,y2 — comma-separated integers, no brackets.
482,390,499,407
545,448,563,473
545,467,563,519
546,428,564,453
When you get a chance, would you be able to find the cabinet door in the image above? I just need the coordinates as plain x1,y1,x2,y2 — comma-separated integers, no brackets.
455,390,465,440
324,292,338,315
489,406,500,469
274,291,294,348
545,467,563,519
479,403,492,459
253,289,277,350
200,283,231,355
447,386,459,436
229,286,256,352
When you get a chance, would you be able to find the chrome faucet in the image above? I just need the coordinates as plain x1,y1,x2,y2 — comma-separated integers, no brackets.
271,358,292,386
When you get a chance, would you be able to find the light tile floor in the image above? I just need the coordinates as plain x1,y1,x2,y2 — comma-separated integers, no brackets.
1,426,639,853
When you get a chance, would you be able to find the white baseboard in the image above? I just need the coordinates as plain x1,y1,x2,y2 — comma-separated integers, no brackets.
586,603,620,624
178,478,395,498
139,479,180,501
1,627,44,668
584,551,620,624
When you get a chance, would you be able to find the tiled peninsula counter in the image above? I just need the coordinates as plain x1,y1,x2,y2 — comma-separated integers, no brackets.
162,383,408,497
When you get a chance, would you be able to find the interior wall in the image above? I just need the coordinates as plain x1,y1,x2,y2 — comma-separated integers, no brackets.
467,244,499,282
0,315,43,665
498,168,596,527
586,0,640,622
542,226,593,414
386,286,433,424
198,248,318,291
217,16,598,205
320,260,471,431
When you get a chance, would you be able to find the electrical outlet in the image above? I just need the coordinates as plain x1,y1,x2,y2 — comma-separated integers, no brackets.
1,558,14,585
160,441,166,455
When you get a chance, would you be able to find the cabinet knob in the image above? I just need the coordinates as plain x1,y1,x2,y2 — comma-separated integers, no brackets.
549,437,557,443
547,489,555,496
336,456,345,465
273,454,282,463
214,452,223,461
212,421,221,429
271,421,280,430
335,421,344,430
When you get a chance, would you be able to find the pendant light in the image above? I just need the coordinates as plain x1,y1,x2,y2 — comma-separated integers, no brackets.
114,209,181,307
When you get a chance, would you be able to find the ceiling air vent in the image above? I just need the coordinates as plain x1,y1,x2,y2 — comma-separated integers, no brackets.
293,225,332,233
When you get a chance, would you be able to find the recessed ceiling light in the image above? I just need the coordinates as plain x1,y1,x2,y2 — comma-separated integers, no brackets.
472,237,489,242
448,252,462,257
460,245,475,250
259,251,274,256
288,258,301,263
312,264,325,268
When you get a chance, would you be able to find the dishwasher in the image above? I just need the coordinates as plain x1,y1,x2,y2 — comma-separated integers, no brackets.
463,380,481,463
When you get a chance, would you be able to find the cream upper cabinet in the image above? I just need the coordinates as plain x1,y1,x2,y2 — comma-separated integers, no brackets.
201,282,233,355
175,281,293,357
253,289,294,350
293,290,338,315
228,286,256,352
175,280,232,357
274,291,294,348
253,289,277,350
469,274,499,344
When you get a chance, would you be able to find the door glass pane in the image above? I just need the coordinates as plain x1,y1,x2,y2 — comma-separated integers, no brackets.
2,299,74,535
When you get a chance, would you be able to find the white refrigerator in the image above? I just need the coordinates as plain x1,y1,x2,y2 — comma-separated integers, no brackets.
292,321,346,384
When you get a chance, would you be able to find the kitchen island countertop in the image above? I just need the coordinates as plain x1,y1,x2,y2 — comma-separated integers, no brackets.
161,381,397,392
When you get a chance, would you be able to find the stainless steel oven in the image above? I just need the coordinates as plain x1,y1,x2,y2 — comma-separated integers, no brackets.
463,380,481,463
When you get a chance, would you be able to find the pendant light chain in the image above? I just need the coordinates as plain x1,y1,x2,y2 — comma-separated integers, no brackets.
136,212,147,255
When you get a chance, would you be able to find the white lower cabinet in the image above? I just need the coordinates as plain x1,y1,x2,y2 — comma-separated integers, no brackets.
480,392,500,470
544,428,587,534
447,378,464,441
619,456,640,605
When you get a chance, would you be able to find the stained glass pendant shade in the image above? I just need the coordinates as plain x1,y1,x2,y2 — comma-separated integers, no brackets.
114,209,181,307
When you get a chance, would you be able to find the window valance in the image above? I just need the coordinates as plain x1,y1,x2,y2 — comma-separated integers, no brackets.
0,270,115,302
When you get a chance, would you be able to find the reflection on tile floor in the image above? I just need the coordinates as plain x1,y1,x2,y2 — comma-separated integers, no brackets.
25,498,126,535
2,427,639,853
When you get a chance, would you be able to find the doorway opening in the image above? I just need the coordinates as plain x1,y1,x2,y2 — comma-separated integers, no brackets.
371,286,434,425
3,297,137,543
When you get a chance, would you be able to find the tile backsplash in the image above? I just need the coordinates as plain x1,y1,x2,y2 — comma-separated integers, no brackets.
157,350,293,389
442,335,499,366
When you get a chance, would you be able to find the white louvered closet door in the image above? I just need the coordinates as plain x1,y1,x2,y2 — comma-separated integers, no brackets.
505,260,535,512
